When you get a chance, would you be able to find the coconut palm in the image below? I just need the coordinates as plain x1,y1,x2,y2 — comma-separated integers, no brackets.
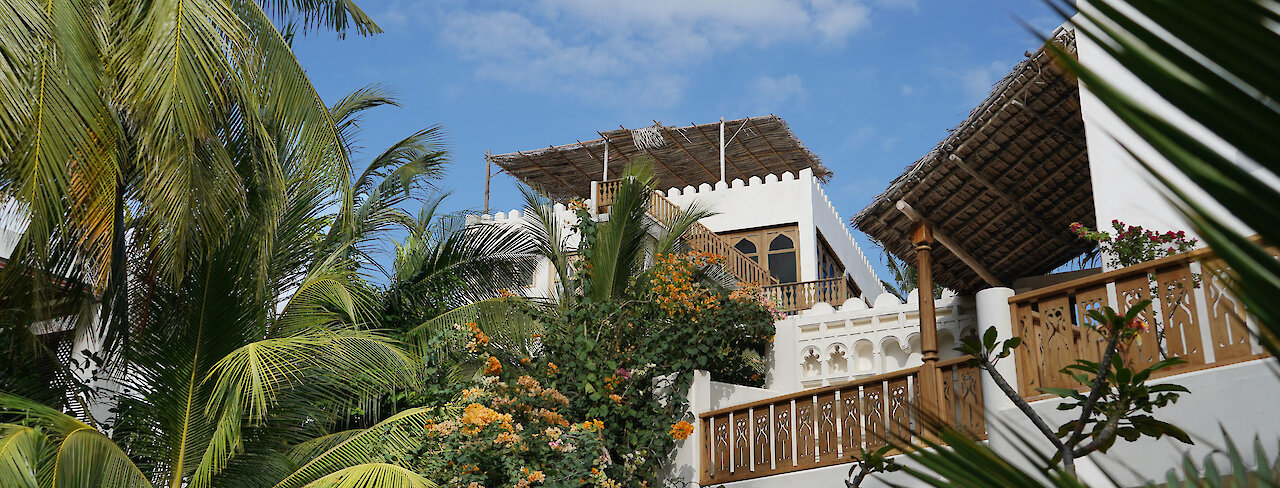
0,0,380,374
0,83,459,487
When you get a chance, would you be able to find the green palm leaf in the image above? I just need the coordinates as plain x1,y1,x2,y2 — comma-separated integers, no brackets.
272,407,443,488
301,463,436,488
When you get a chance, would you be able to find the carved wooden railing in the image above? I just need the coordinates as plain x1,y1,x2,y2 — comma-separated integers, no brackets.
1010,247,1273,398
699,357,985,484
763,278,848,314
595,179,775,286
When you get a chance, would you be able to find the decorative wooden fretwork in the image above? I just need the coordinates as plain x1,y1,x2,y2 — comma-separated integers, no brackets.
1011,247,1267,398
698,357,982,484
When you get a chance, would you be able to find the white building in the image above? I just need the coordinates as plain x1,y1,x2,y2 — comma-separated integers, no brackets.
482,115,886,309
478,23,1278,487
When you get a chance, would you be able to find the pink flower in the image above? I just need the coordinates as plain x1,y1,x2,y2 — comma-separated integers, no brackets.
1128,317,1149,332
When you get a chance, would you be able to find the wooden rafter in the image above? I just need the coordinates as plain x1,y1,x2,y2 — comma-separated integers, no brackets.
548,145,595,182
599,130,693,188
946,154,1074,246
747,117,798,174
517,151,581,198
653,122,721,181
897,200,1001,286
575,139,609,179
689,122,764,177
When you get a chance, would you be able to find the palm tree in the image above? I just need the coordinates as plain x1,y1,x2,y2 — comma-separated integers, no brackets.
0,84,456,487
0,0,380,371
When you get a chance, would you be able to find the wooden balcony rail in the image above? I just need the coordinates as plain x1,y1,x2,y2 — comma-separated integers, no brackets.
1010,246,1274,398
764,278,848,314
595,179,775,286
699,357,985,484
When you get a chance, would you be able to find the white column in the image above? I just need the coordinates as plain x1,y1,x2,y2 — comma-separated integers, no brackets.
975,287,1018,461
602,140,610,180
719,117,726,183
976,287,1017,410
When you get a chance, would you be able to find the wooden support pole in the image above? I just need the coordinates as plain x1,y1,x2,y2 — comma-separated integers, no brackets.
603,139,610,180
484,150,491,214
719,117,726,183
911,221,945,435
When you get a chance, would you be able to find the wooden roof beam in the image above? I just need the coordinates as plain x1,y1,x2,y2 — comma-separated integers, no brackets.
689,122,764,178
517,150,582,199
896,200,1002,287
946,153,1074,247
575,139,611,180
599,130,693,188
651,121,721,182
548,144,596,182
747,117,798,173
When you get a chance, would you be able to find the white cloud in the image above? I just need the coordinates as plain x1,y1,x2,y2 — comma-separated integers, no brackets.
751,74,805,109
900,84,915,96
959,60,1010,102
874,0,919,12
430,0,877,106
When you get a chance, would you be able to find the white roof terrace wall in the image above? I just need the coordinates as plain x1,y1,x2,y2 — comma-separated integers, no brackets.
1072,8,1277,270
660,168,885,302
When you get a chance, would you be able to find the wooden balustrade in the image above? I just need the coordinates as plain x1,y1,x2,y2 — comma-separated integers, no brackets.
698,357,985,484
1010,247,1273,398
764,278,848,314
595,179,775,285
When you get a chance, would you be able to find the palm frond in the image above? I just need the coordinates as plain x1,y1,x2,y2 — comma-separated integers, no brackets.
301,463,437,488
272,407,443,488
1046,0,1280,354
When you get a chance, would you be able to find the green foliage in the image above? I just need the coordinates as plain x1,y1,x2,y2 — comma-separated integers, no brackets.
1069,220,1198,269
1043,0,1280,356
1154,432,1280,488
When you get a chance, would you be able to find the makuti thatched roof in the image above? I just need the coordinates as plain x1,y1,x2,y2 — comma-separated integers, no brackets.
488,115,831,200
853,29,1095,294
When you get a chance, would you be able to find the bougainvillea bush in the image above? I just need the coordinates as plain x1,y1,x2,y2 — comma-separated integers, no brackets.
408,374,615,488
529,251,776,487
1071,219,1198,268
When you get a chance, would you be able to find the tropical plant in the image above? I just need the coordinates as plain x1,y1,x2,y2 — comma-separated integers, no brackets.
958,300,1191,476
0,83,456,488
0,0,380,361
878,246,943,302
866,0,1280,485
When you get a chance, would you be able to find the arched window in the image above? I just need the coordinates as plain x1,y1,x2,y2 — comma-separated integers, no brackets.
767,233,797,283
735,238,758,262
769,234,794,251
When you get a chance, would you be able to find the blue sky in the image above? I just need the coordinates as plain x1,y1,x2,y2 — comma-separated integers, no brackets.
291,0,1064,283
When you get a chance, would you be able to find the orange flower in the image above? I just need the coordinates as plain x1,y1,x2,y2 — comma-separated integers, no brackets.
484,356,503,376
546,362,559,375
669,420,695,440
608,393,622,404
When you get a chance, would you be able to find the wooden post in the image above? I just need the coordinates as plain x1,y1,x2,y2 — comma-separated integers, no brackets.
719,117,726,183
911,221,945,436
484,150,491,214
603,138,610,180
